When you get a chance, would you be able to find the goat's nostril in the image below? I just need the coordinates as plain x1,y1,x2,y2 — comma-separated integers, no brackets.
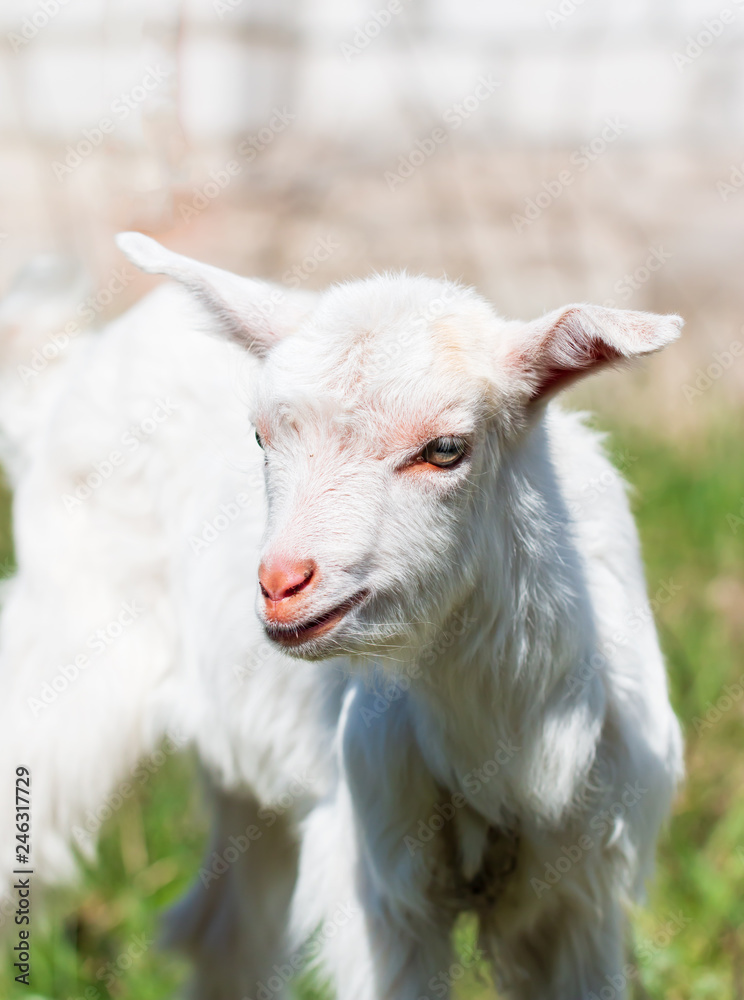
258,558,316,603
281,566,315,599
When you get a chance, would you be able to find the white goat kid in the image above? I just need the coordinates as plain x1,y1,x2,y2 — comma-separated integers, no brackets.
1,233,683,1000
118,234,683,999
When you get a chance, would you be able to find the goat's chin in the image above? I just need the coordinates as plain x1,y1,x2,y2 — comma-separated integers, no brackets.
273,631,415,664
262,601,417,664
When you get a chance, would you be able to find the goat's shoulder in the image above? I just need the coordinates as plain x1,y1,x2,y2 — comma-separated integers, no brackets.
544,405,637,537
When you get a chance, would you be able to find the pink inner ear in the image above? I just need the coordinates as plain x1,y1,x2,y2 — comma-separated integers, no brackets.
531,335,624,401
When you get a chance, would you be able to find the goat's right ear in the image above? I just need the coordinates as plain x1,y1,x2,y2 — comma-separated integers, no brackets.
116,232,314,358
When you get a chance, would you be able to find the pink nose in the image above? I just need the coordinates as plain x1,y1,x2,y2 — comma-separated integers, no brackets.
259,558,316,603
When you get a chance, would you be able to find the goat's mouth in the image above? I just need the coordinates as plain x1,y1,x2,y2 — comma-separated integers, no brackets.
263,590,369,650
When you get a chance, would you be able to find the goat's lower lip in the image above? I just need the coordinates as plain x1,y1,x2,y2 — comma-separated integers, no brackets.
263,591,368,648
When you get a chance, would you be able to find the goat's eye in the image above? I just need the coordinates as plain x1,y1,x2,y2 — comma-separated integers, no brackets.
421,436,468,469
255,430,264,450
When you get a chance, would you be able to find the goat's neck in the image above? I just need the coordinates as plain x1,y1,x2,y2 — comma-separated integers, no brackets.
404,419,600,822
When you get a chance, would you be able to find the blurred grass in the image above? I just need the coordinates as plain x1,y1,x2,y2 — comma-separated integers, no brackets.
1,419,743,999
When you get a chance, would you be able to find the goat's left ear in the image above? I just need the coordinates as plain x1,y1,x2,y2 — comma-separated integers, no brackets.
116,232,315,358
502,303,683,405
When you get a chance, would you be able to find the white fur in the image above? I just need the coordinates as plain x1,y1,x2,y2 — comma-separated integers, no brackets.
0,237,684,1000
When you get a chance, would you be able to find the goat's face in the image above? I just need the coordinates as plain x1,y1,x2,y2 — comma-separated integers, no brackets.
119,234,683,662
251,276,500,659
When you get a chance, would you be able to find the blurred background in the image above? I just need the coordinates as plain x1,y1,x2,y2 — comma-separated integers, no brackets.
0,1,743,998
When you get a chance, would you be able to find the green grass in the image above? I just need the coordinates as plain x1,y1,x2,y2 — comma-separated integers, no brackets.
1,420,743,999
611,422,744,1000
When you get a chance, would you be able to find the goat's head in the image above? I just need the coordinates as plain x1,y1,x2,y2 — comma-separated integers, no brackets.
119,234,682,663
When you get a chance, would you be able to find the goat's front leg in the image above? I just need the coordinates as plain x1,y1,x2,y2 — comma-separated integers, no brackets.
320,862,456,1000
480,821,630,1000
492,895,627,1000
292,679,458,999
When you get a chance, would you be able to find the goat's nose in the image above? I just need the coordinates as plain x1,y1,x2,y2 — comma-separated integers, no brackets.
259,558,316,603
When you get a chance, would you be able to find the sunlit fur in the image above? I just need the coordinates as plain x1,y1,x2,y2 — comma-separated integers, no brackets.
0,237,684,1000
